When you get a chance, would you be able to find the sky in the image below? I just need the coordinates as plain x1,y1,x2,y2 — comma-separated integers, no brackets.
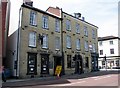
9,0,119,37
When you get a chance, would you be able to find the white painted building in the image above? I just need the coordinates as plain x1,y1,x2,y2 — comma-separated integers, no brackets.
98,36,120,69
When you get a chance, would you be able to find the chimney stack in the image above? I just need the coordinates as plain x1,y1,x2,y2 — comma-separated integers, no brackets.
23,0,33,7
74,13,81,18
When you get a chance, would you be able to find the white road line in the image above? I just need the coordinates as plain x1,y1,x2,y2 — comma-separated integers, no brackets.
78,76,98,80
53,81,86,86
94,75,111,80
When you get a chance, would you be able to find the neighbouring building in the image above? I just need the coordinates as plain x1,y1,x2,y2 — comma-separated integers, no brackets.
98,36,120,69
118,1,120,38
0,0,10,67
7,1,98,78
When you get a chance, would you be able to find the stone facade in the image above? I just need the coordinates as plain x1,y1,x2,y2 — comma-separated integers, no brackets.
7,3,98,78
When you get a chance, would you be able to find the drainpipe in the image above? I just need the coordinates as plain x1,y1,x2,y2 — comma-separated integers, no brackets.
16,7,22,78
61,8,65,75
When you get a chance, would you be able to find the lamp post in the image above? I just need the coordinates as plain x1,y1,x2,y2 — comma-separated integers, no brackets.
104,54,107,71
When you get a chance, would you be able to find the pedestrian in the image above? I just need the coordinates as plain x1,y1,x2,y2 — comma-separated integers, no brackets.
2,66,6,82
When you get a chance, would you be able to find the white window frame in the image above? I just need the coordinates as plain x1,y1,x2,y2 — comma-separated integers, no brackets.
76,38,80,50
30,11,37,26
42,15,48,29
66,35,71,48
42,34,48,49
28,32,36,47
99,41,103,46
109,41,113,45
55,19,60,32
84,41,88,51
76,23,80,33
110,48,114,54
100,50,103,55
92,29,95,39
66,19,71,31
92,43,96,52
84,26,88,36
55,36,60,50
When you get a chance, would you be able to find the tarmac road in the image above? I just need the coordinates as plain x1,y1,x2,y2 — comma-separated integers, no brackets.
2,70,120,88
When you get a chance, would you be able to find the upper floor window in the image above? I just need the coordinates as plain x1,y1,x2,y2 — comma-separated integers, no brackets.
55,37,60,50
99,41,103,46
55,19,60,32
66,19,71,31
66,35,71,48
76,23,80,33
92,43,96,52
28,32,36,47
30,11,37,26
92,29,95,39
76,38,80,50
109,41,113,45
84,26,88,36
42,15,48,29
84,41,88,51
42,34,48,49
110,48,114,54
100,50,103,55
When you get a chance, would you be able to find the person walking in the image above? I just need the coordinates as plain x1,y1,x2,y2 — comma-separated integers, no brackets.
2,66,6,82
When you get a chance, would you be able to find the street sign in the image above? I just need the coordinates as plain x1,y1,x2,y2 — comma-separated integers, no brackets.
55,65,62,76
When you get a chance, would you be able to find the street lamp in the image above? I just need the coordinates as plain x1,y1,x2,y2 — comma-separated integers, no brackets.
104,54,107,71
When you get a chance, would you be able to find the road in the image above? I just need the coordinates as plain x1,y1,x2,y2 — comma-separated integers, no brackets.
2,70,120,88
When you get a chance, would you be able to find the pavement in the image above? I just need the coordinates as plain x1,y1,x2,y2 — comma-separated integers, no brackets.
2,69,120,88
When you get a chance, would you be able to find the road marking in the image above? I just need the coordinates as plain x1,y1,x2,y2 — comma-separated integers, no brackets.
78,76,98,80
94,75,111,80
91,77,99,79
54,81,86,86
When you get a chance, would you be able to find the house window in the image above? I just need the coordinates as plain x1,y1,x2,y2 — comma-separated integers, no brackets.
55,37,60,50
28,32,36,47
100,50,103,55
66,19,71,31
66,35,71,48
30,11,37,26
92,29,95,39
84,26,88,36
76,38,80,50
109,41,113,45
67,55,72,68
102,61,105,65
110,48,114,54
99,41,103,46
84,41,88,51
76,23,80,33
85,57,89,68
42,15,48,29
116,60,119,66
42,34,48,49
27,53,37,75
55,19,60,32
92,43,96,52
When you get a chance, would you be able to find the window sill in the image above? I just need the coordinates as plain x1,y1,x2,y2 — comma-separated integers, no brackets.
29,24,37,27
76,32,80,34
55,49,60,51
42,27,49,30
42,47,49,50
76,49,81,51
66,29,71,32
67,47,72,49
84,35,88,37
28,46,37,48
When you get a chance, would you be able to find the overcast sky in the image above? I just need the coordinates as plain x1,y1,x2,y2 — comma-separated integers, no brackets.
10,0,119,37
